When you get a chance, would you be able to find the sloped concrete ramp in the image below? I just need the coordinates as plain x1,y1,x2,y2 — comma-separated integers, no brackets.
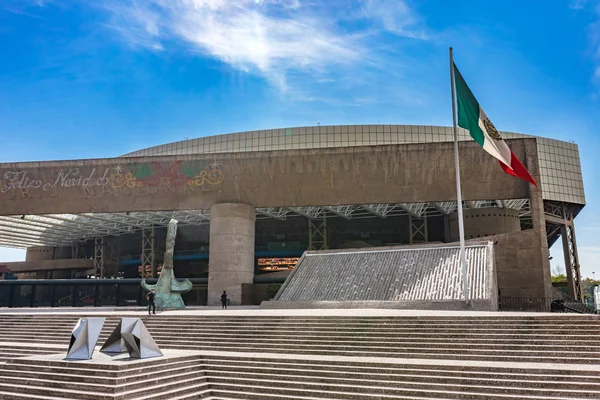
264,242,497,311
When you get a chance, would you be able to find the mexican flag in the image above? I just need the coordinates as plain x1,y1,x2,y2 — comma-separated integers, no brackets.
453,64,537,187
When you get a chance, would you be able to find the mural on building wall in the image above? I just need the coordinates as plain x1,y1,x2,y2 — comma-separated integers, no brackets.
0,159,224,198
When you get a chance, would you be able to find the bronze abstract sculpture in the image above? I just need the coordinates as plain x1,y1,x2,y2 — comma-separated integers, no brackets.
141,219,192,309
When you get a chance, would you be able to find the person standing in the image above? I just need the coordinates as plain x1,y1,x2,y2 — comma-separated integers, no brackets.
147,289,156,315
221,291,228,310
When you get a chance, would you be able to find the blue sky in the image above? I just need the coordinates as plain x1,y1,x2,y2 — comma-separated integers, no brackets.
0,0,599,277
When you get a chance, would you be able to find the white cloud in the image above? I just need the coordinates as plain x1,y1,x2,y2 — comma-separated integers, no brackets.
569,0,591,9
360,0,428,39
568,0,600,92
578,245,600,253
99,0,358,90
583,2,600,90
96,0,428,93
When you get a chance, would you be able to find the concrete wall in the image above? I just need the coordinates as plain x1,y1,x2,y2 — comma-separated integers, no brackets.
492,230,549,297
53,247,72,260
123,124,586,207
0,140,534,215
25,246,55,261
207,203,255,306
2,259,93,273
26,246,73,262
240,283,281,305
524,138,553,298
449,207,521,241
465,139,551,298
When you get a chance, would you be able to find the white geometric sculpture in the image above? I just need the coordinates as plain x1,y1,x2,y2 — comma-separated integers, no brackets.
100,318,163,359
594,286,600,311
99,319,128,354
66,317,105,360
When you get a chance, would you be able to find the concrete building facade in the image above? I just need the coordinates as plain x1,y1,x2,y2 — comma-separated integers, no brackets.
0,125,586,305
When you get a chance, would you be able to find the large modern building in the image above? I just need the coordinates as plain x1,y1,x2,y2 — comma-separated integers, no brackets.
0,125,586,306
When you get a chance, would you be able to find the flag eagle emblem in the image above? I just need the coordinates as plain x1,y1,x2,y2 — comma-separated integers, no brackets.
483,118,502,141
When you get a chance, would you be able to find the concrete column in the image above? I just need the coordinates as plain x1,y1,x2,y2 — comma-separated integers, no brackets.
208,203,255,306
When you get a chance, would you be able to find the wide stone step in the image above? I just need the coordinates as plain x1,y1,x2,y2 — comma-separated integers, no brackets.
0,391,80,400
157,340,600,358
1,313,600,399
4,321,599,330
167,344,600,359
207,374,600,398
3,340,599,364
4,321,600,331
0,374,210,400
202,362,600,387
207,391,458,400
106,374,224,400
2,318,599,324
0,361,202,383
0,349,58,355
7,329,600,346
1,314,597,318
6,331,600,344
2,318,600,326
0,360,200,378
206,368,600,392
96,337,600,352
0,370,207,396
6,329,600,342
130,383,213,400
0,318,597,325
2,315,598,320
200,355,600,378
206,380,598,400
8,331,600,345
161,344,600,363
1,318,600,327
0,382,114,400
7,354,200,371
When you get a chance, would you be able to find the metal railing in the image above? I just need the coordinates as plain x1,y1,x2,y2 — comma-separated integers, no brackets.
0,276,287,308
57,289,96,306
0,278,207,308
499,296,598,314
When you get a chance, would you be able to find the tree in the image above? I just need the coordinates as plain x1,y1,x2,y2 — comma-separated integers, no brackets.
552,264,565,276
552,273,567,283
582,278,600,304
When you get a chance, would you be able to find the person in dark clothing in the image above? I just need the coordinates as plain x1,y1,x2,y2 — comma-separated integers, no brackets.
147,289,156,315
221,291,228,309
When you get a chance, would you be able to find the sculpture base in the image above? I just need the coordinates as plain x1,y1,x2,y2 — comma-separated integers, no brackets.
17,348,200,368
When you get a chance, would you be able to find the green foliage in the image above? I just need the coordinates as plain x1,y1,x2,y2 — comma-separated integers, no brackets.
266,284,281,298
553,275,600,303
582,278,600,303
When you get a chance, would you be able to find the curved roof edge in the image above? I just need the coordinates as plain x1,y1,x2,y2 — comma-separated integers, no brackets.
122,124,545,157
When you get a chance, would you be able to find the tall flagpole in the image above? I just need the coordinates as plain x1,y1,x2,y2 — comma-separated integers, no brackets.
449,47,469,301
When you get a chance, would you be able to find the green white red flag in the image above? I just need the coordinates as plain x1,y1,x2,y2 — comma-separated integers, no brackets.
453,63,537,187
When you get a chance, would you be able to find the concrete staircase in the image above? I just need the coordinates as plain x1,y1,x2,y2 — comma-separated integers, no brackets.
0,313,599,399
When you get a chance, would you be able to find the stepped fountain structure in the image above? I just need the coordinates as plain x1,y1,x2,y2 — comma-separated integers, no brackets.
141,219,192,309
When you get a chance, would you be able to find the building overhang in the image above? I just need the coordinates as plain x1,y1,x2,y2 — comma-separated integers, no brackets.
0,199,534,249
